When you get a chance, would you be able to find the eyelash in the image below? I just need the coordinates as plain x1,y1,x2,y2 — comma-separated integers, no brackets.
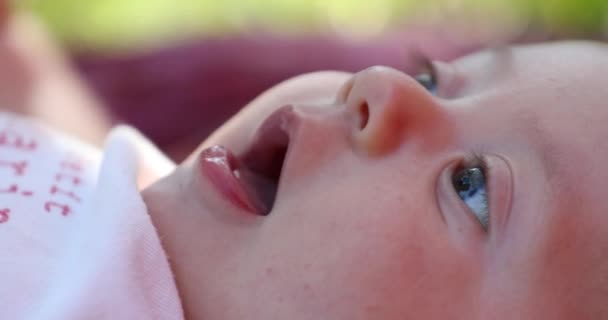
465,152,487,171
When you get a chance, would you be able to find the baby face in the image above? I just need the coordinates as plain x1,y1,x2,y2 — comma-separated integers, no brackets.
143,41,608,319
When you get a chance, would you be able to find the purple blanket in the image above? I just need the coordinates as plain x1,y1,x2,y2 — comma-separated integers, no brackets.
74,30,478,160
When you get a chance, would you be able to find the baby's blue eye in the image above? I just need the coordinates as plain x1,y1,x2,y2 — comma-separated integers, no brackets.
452,167,489,231
414,72,438,94
413,59,438,95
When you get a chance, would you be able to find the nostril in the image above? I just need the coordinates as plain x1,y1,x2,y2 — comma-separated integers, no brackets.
357,101,370,130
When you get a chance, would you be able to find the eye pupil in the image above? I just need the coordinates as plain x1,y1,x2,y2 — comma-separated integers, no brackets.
452,168,483,196
455,175,471,192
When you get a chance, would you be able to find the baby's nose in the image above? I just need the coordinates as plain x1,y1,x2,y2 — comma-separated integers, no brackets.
340,66,444,156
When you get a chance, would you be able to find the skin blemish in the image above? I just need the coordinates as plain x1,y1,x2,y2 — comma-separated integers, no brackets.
265,266,278,278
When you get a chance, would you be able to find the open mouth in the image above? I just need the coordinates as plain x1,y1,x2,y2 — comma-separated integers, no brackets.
200,106,294,216
236,110,291,216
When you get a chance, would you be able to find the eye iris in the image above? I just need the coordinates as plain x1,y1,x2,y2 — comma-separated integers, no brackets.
414,73,437,93
453,168,484,198
452,167,489,231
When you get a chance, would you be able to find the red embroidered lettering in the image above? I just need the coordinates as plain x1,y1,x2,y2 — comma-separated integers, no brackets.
0,208,9,223
0,130,37,151
60,160,83,172
50,185,81,202
44,201,71,216
55,173,81,186
0,184,17,193
0,160,27,176
0,184,34,196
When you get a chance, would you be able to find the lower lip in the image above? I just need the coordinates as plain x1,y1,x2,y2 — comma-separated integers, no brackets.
198,145,262,215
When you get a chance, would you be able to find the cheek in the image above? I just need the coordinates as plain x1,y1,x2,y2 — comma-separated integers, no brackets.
246,211,475,317
233,166,477,317
240,212,433,317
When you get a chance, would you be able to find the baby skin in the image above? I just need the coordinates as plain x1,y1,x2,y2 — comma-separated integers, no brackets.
143,41,608,319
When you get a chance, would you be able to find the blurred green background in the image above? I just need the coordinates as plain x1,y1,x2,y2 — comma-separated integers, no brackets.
19,0,608,51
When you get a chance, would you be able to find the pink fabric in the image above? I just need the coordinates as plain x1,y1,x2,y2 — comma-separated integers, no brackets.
0,112,183,319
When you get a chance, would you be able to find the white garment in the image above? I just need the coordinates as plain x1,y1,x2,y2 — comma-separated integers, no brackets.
0,112,184,319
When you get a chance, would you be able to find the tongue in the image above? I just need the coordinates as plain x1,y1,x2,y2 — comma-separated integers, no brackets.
233,166,277,216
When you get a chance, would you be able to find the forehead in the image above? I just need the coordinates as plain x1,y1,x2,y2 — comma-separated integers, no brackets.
452,41,608,96
455,41,608,74
452,41,608,181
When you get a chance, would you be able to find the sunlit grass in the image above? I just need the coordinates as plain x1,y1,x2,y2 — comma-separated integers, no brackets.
19,0,608,50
